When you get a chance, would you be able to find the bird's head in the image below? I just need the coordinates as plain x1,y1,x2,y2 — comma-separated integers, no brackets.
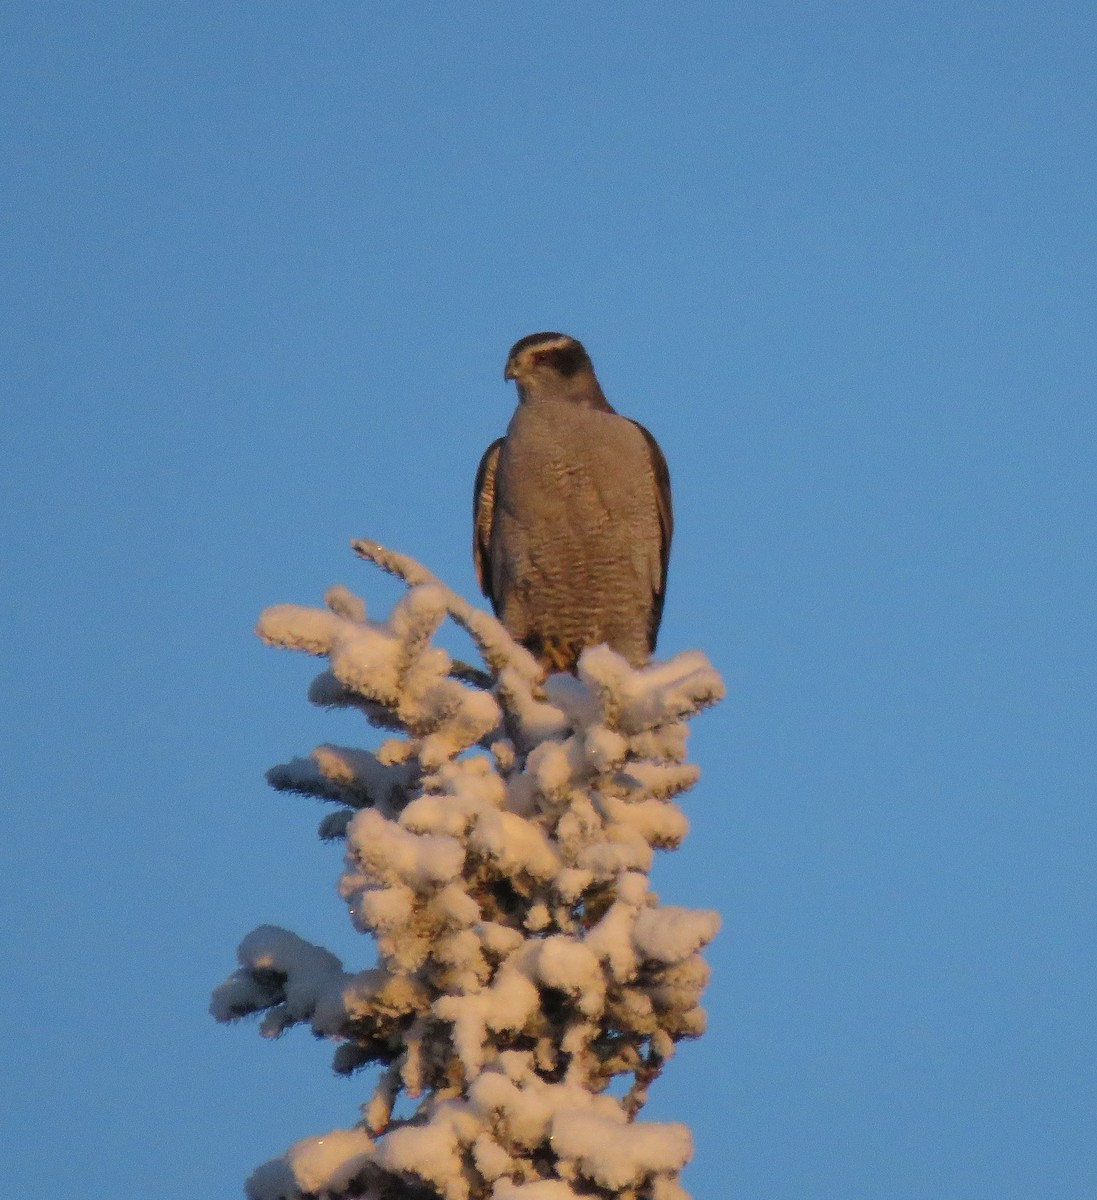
503,332,610,409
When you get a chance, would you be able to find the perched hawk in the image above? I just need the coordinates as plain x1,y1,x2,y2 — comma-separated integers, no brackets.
474,332,672,673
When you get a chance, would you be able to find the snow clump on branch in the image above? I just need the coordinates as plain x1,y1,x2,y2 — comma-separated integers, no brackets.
211,541,724,1200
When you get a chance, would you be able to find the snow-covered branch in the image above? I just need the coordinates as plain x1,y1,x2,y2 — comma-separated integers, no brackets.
213,543,724,1200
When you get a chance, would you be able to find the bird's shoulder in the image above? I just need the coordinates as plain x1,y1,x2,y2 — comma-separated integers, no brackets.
472,437,504,600
625,418,671,489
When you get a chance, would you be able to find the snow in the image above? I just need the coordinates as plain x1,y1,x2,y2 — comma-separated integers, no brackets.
286,1128,375,1193
345,808,465,891
209,925,345,1030
492,1180,579,1199
323,583,367,623
471,1134,514,1181
214,544,724,1199
468,808,561,881
435,965,541,1075
632,906,722,964
374,1121,467,1198
525,936,604,1015
550,1110,692,1190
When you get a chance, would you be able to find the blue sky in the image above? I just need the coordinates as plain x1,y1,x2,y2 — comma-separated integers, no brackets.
2,4,1095,1196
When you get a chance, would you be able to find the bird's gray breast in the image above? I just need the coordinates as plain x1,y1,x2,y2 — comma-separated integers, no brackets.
490,400,661,662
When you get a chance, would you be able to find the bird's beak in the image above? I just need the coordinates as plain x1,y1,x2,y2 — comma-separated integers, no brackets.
503,361,516,382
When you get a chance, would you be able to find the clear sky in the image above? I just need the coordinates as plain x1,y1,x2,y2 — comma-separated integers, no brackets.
2,4,1095,1197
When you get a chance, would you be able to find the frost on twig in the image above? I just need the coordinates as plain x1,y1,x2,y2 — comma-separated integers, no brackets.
212,542,724,1200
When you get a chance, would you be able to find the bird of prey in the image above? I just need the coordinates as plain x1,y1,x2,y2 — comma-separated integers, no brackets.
474,332,672,673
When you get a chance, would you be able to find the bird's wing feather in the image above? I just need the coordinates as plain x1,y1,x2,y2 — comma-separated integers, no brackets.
629,420,673,650
473,437,504,611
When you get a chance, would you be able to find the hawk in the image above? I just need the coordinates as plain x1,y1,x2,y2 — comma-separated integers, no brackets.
474,332,672,673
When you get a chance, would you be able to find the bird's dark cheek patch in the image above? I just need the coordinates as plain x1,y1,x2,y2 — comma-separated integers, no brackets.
550,346,586,377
